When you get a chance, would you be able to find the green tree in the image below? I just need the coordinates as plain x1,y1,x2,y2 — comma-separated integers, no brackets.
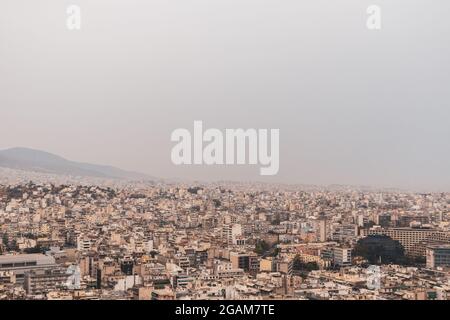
255,240,271,255
293,255,319,271
353,235,405,264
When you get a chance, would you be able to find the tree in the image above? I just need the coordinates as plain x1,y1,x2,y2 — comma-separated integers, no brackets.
271,247,281,257
24,245,46,254
255,240,271,255
149,250,158,258
353,235,405,264
2,233,8,246
212,199,221,208
293,255,302,270
293,255,319,271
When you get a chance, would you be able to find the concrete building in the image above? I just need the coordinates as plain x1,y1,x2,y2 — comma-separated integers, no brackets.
24,268,69,295
333,247,352,267
230,252,259,274
276,259,293,275
362,227,450,257
76,236,93,251
0,254,57,284
426,245,450,269
222,224,242,245
317,218,327,242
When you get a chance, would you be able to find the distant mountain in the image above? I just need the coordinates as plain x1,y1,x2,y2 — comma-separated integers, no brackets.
0,147,154,181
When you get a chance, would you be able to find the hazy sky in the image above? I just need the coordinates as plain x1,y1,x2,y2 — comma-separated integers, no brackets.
1,0,449,191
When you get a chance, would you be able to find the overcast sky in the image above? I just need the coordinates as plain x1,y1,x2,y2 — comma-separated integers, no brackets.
1,0,449,191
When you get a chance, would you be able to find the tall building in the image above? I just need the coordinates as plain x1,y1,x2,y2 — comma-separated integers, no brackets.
376,214,392,228
24,268,69,295
120,257,134,275
317,218,327,242
172,274,193,289
397,216,430,228
222,224,242,245
276,259,293,275
426,245,450,269
230,252,259,274
333,247,352,267
0,254,57,284
331,224,357,242
362,227,450,257
76,235,93,251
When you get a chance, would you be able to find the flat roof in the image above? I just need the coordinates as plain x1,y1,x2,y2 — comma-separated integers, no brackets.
427,244,450,250
0,254,56,265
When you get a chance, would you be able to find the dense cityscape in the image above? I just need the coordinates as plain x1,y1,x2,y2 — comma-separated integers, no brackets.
1,171,449,300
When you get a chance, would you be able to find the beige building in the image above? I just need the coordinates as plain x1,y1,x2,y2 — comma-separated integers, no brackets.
362,227,450,257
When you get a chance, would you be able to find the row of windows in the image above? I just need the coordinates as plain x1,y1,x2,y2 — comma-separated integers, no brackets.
0,261,37,268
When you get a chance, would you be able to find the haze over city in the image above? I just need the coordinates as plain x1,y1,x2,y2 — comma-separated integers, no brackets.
1,0,449,191
2,0,450,306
